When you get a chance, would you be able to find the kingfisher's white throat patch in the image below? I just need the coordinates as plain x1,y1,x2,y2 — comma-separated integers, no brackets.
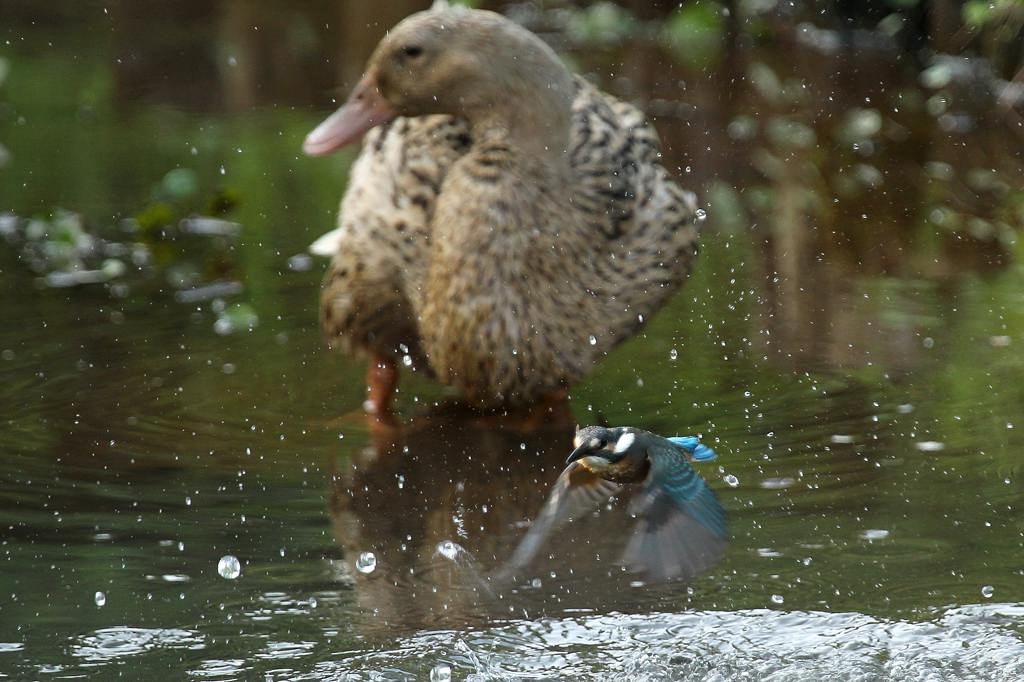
613,431,635,454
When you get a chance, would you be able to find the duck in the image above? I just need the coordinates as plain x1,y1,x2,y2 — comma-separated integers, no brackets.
304,2,701,413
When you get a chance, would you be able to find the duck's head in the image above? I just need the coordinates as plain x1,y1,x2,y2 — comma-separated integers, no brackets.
304,2,574,156
566,425,644,474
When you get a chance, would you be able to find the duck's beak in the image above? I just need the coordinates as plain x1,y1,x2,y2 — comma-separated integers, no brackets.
303,72,396,156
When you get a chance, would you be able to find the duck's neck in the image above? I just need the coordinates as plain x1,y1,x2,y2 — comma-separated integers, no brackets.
468,98,571,164
461,55,575,168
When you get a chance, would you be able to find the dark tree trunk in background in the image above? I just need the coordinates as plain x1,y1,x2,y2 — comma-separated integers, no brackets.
927,0,964,54
220,0,258,112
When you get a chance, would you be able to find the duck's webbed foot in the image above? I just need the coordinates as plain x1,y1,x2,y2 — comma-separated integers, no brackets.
365,354,399,416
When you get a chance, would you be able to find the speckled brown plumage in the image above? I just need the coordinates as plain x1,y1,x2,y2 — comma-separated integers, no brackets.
319,114,468,370
314,6,700,407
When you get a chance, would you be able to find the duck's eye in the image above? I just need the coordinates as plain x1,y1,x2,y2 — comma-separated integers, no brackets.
401,45,424,59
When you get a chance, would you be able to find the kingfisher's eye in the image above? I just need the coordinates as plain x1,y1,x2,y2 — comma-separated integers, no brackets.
401,45,424,59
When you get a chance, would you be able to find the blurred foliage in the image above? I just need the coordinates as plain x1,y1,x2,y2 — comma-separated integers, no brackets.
565,1,638,47
962,0,1024,76
531,0,1024,269
662,1,726,70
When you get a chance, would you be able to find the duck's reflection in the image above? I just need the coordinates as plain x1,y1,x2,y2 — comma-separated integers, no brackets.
325,403,693,633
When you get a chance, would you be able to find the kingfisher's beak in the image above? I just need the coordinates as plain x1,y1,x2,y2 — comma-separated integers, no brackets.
565,445,590,466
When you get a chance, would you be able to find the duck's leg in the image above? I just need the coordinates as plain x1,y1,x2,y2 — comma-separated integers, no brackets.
365,354,399,415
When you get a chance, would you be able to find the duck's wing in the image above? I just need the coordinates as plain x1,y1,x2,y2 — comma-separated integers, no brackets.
568,78,701,352
493,461,621,583
621,443,727,582
318,116,470,361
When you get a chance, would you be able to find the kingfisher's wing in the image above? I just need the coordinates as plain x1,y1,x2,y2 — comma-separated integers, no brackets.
621,442,728,582
666,435,717,462
494,461,622,583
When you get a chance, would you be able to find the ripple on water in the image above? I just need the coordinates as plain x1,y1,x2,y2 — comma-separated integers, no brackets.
254,640,315,660
760,477,797,490
245,591,339,622
71,627,203,662
187,658,250,679
301,606,1024,681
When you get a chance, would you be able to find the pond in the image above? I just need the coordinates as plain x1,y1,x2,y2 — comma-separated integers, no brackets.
1,2,1023,680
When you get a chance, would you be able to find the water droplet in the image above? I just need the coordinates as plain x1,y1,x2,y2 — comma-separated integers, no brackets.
94,591,106,607
436,541,460,562
897,404,914,414
922,336,935,349
770,594,785,605
356,552,377,574
830,434,854,444
588,335,597,346
724,474,739,487
669,348,678,361
530,577,542,589
217,555,241,580
429,664,452,682
402,355,413,367
914,441,945,452
695,208,707,221
981,585,994,599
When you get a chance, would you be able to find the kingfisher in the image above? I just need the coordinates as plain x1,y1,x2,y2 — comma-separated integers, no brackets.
496,425,727,583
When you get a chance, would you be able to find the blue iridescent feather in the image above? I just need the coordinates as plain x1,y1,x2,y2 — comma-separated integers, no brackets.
667,435,717,462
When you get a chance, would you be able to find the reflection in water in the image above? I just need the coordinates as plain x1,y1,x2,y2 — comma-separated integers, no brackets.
327,404,578,633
